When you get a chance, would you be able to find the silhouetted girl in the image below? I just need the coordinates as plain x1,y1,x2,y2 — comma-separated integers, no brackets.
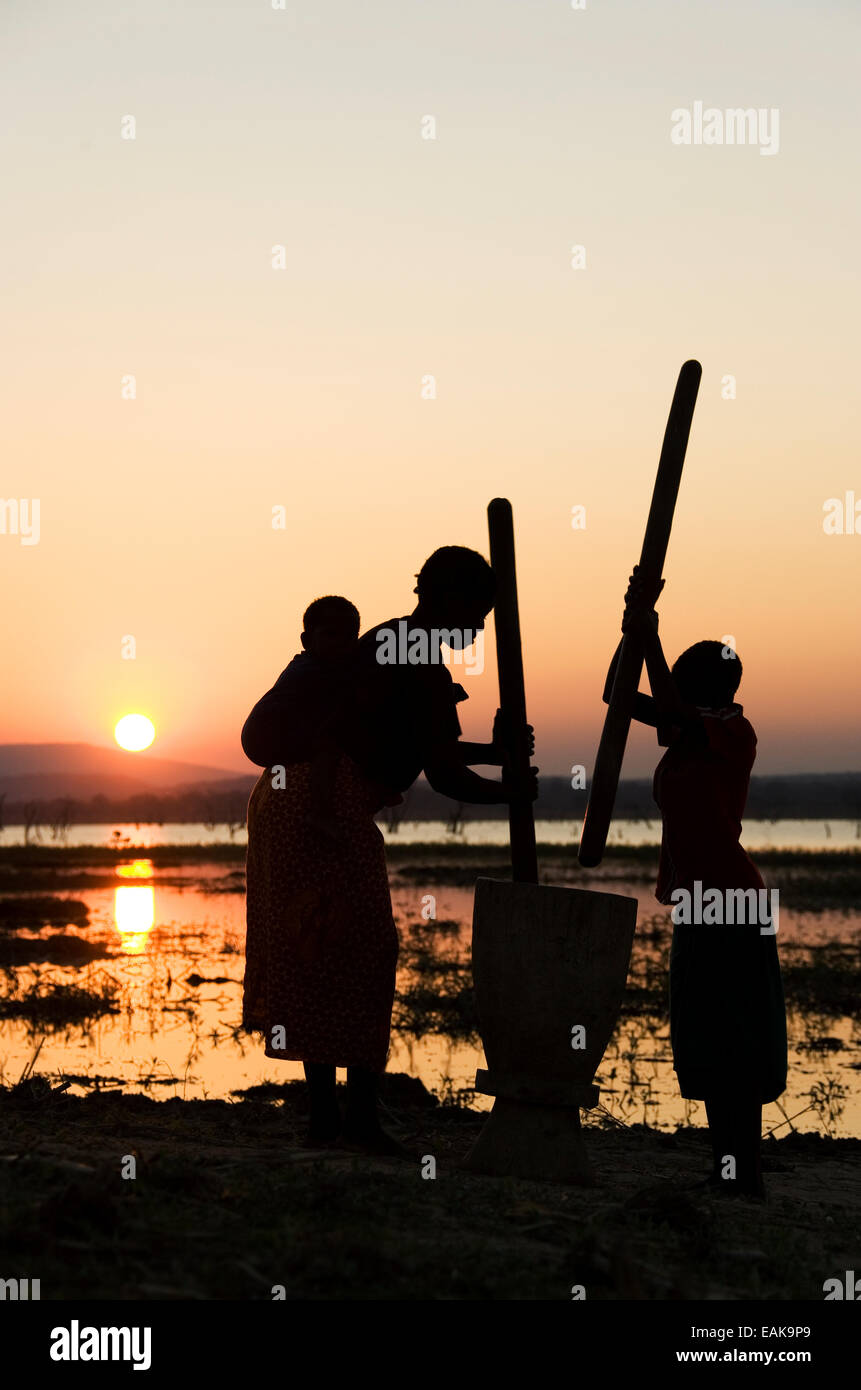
610,567,786,1197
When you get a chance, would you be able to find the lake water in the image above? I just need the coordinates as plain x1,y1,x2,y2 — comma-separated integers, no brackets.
0,855,857,1138
5,818,861,851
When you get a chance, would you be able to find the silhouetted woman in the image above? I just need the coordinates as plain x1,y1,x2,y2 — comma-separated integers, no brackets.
241,546,534,1152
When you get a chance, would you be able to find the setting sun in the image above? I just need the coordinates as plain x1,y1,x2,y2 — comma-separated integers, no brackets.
114,713,156,752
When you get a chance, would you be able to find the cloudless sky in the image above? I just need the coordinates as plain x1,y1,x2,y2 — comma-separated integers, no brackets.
1,0,859,777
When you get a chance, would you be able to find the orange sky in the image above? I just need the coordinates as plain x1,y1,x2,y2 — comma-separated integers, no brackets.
1,0,859,777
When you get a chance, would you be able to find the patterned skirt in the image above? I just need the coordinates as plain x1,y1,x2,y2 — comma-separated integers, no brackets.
242,756,399,1071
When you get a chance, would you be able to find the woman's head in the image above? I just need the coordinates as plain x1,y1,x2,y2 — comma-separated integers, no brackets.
671,640,742,710
414,546,495,635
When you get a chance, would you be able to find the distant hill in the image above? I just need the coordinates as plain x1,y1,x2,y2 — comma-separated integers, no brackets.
0,745,858,827
0,744,241,803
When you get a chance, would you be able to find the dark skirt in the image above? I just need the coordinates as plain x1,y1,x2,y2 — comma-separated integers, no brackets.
670,922,787,1102
242,756,399,1071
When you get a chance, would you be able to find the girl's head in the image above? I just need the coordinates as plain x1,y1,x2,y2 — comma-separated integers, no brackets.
413,546,495,636
671,640,742,710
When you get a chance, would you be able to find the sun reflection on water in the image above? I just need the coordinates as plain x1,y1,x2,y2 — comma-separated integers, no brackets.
116,859,154,879
114,864,155,954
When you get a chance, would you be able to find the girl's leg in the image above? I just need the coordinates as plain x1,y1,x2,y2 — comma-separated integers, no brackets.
704,1090,732,1183
734,1090,764,1197
303,1061,339,1143
705,1086,764,1197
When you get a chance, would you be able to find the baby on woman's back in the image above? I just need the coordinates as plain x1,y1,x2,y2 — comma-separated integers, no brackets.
241,595,360,837
279,595,361,836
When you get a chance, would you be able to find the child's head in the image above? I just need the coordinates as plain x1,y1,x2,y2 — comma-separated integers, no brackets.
301,595,360,663
671,640,742,710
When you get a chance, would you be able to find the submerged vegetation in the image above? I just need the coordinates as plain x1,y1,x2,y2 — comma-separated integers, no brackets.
0,843,856,1136
394,919,479,1041
0,895,90,927
0,970,120,1027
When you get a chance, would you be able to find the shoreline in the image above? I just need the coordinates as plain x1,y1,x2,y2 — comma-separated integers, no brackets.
1,841,859,866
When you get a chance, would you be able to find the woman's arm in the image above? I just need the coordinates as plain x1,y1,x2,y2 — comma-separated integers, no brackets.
423,751,507,804
444,710,535,767
424,740,538,805
456,742,502,766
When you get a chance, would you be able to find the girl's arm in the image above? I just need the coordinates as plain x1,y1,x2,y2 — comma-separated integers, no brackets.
626,609,692,724
620,565,700,727
603,638,660,727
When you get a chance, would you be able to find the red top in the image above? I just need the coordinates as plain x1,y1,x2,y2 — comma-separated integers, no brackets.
653,704,764,904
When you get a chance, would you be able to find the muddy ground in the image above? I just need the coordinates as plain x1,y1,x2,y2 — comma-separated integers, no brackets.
1,1076,857,1302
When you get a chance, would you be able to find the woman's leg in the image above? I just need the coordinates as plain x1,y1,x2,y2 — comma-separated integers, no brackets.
303,1062,339,1143
345,1066,409,1154
345,1065,382,1139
